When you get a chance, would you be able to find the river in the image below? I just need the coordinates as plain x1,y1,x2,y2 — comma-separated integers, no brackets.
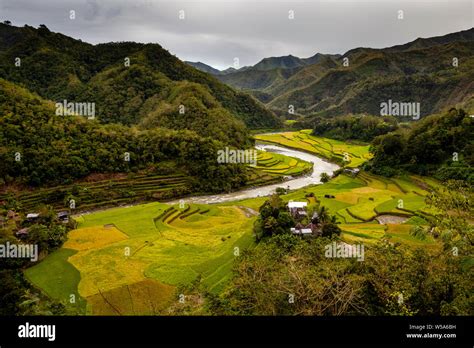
169,142,340,204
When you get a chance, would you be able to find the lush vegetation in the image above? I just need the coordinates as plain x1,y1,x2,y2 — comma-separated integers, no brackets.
0,23,281,131
215,28,474,118
253,195,295,241
309,114,399,142
25,202,255,314
209,177,473,316
0,78,248,192
0,173,191,212
0,206,75,315
368,108,473,183
211,234,472,315
1,22,471,318
16,167,472,315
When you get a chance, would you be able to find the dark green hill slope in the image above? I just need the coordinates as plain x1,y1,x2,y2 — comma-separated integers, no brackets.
208,27,474,118
0,23,281,137
0,78,248,191
268,32,474,117
368,108,473,182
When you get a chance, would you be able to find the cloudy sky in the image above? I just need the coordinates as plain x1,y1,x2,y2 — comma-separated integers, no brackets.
0,0,472,69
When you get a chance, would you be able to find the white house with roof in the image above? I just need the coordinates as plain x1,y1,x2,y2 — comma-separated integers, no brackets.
288,201,308,219
26,213,39,220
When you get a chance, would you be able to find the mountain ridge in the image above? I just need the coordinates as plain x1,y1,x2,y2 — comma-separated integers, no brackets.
0,23,282,135
199,27,474,118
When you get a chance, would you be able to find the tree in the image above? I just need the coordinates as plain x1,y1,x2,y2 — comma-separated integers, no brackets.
275,187,287,195
321,222,341,238
426,180,473,253
254,195,295,241
320,172,330,183
214,237,472,316
317,205,330,223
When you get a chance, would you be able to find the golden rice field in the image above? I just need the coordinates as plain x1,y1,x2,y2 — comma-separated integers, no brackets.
26,202,255,314
24,133,442,315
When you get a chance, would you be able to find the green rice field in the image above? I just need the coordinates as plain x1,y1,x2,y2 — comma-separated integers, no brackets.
255,130,372,167
24,134,443,315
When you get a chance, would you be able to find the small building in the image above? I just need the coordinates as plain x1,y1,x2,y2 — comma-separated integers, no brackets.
57,211,69,222
290,227,314,237
26,213,40,221
15,227,30,238
288,201,308,219
290,224,314,236
291,223,320,237
343,168,360,176
300,228,313,235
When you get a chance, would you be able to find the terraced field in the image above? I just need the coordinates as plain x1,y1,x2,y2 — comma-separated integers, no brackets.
0,173,191,212
255,130,372,167
254,150,312,176
2,150,311,212
25,202,255,315
233,171,441,247
22,133,443,316
24,248,87,313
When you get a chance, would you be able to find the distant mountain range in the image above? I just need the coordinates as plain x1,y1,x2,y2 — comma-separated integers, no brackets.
187,28,474,118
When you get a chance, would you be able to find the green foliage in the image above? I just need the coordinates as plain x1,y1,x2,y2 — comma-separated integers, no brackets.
0,23,281,131
0,269,68,315
0,78,247,191
310,114,399,142
370,109,473,182
320,172,330,183
254,195,295,241
275,187,287,195
426,180,473,254
321,222,341,238
409,225,427,240
212,237,472,315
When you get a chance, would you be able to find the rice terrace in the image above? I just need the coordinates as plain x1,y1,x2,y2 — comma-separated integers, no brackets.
0,9,472,336
25,202,254,314
23,131,445,315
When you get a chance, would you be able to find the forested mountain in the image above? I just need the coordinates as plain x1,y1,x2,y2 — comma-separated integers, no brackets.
250,53,336,71
185,61,222,75
212,53,340,95
0,23,281,136
269,35,474,117
0,78,248,191
309,114,399,142
209,28,474,119
368,108,473,183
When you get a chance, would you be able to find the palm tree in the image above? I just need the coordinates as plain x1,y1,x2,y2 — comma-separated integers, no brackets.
318,206,330,223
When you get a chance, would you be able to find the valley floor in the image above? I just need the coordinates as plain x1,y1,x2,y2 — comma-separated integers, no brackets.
23,132,442,315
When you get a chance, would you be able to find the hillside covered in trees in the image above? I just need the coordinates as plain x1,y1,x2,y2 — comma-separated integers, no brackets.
367,108,473,183
0,78,248,192
308,114,400,142
207,28,474,119
0,23,281,138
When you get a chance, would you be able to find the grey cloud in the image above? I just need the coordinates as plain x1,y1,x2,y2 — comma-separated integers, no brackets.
0,0,472,69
